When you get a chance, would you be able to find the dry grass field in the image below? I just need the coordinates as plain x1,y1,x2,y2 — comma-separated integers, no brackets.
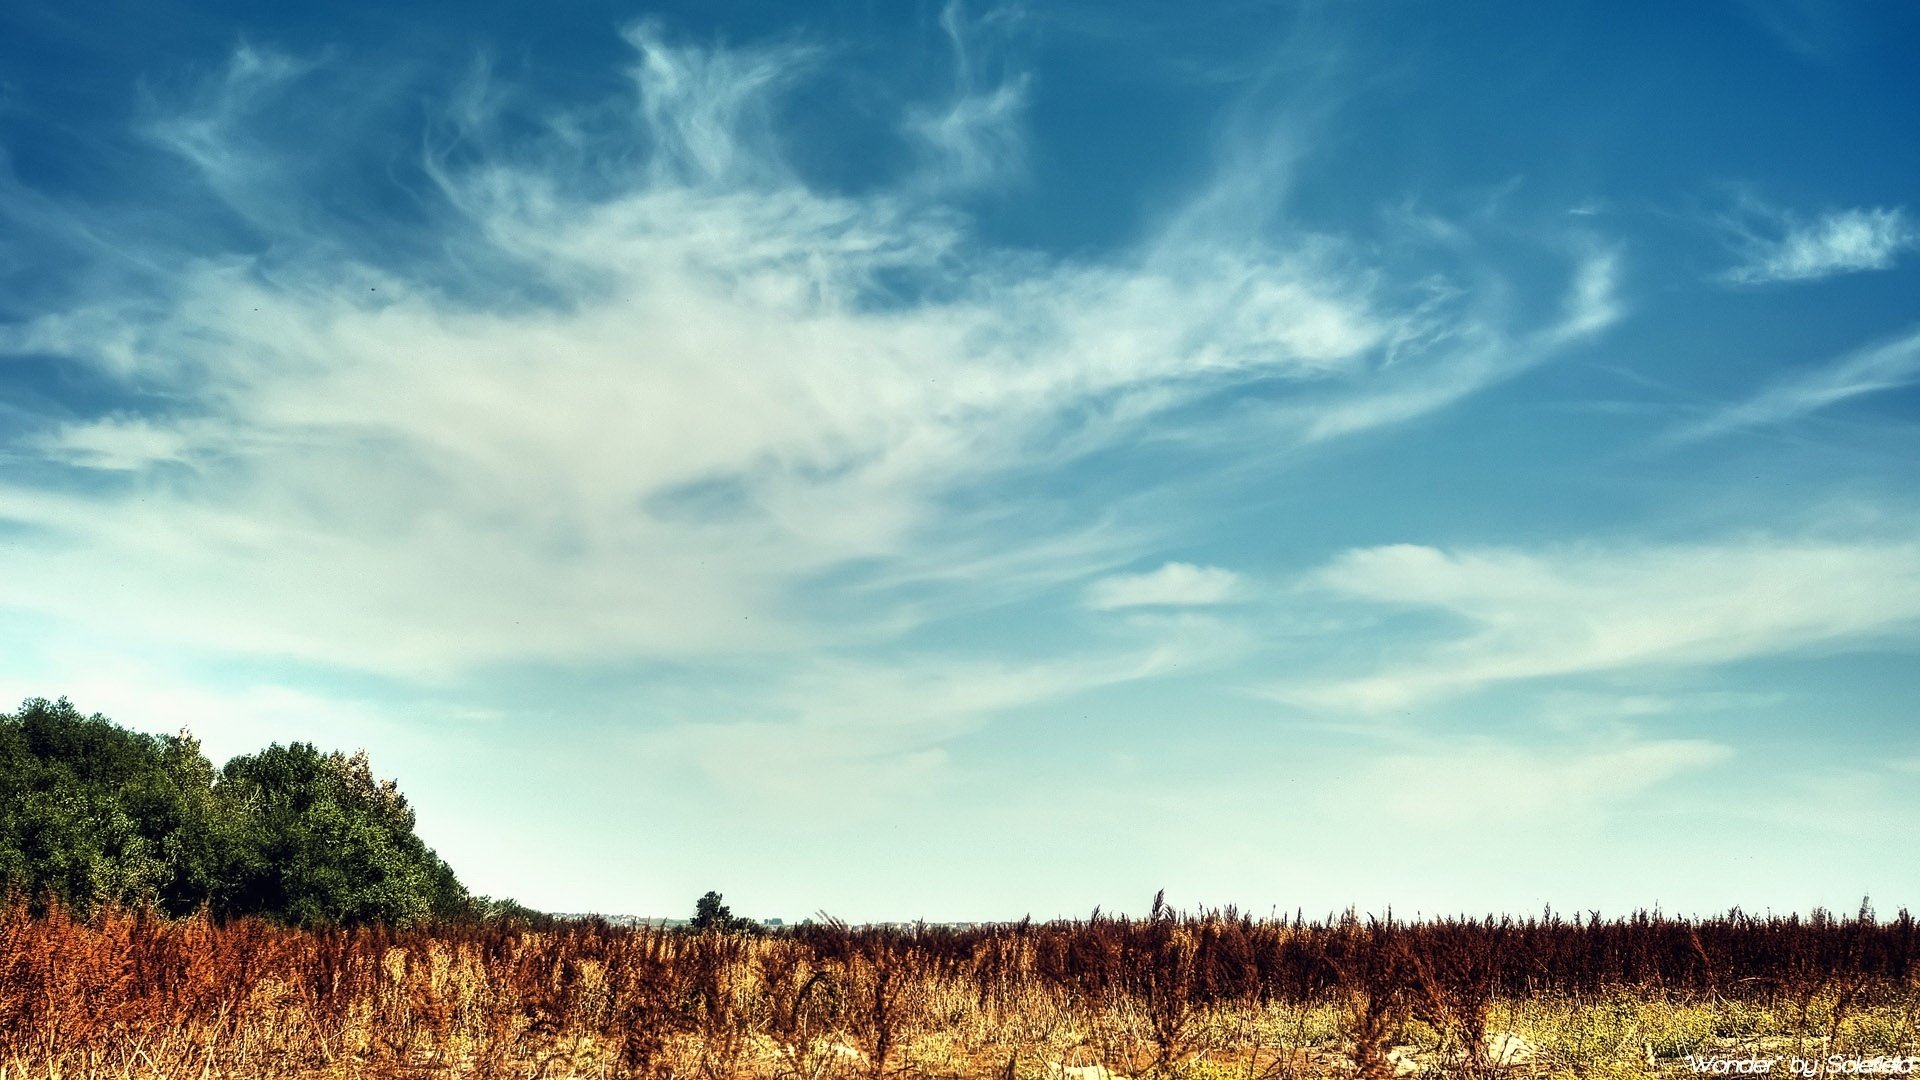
3,898,1917,1079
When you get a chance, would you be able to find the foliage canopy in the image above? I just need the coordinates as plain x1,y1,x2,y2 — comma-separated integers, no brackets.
0,696,473,926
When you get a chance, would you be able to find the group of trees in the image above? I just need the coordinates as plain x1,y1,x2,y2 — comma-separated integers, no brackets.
0,696,474,927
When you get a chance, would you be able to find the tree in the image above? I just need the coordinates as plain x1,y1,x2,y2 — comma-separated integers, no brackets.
215,742,471,927
0,697,219,916
692,890,733,929
1,696,476,927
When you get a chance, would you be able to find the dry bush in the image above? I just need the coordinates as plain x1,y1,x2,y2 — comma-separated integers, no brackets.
2,896,1917,1078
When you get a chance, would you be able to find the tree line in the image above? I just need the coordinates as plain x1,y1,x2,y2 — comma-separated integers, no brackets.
0,696,504,927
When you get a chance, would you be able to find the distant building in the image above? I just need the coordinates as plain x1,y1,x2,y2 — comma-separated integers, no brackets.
546,913,687,928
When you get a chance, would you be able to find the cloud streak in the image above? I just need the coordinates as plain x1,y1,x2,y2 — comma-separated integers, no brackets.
1673,326,1920,442
904,1,1031,194
1338,736,1731,828
1288,537,1920,710
1084,562,1242,610
1720,204,1916,285
638,641,1204,814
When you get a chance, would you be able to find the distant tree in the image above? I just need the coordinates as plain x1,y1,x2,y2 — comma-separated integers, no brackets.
690,889,763,931
692,889,733,930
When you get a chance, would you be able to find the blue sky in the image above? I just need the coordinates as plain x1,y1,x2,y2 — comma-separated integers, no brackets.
2,0,1917,922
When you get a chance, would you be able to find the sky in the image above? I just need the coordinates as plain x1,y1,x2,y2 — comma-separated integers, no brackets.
1,0,1917,924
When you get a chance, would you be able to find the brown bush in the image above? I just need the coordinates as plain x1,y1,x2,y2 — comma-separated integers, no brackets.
2,896,1915,1078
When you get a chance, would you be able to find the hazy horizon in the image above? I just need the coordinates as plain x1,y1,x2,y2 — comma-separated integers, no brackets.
2,0,1917,924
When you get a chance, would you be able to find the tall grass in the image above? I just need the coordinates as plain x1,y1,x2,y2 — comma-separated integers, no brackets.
2,898,1915,1078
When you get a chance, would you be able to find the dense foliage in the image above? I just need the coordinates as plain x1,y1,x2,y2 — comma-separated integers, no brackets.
0,696,471,927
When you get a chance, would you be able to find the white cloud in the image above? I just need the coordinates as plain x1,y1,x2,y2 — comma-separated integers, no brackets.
1672,326,1920,442
0,28,1616,681
1550,247,1626,342
1300,247,1622,442
1085,562,1243,610
1288,537,1920,710
633,639,1211,815
904,1,1030,193
1722,205,1917,285
621,22,814,188
1339,736,1731,828
29,416,202,471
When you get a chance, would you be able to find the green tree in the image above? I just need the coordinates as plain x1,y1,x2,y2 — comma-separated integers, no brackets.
1,696,475,927
215,742,470,927
0,697,217,916
692,890,733,930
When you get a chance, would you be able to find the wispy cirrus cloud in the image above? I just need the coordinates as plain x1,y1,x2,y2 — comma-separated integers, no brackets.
1084,562,1243,610
0,21,1616,684
1334,736,1731,828
1672,325,1920,442
905,1,1031,193
1283,536,1920,710
1719,203,1916,285
26,416,203,471
636,636,1219,814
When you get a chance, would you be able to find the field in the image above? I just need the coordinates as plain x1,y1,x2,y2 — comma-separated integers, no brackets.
3,899,1918,1079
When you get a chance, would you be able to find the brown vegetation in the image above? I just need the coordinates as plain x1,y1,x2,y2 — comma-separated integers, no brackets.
2,897,1917,1078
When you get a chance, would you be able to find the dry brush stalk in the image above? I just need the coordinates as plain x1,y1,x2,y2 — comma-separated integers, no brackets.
3,897,1918,1078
